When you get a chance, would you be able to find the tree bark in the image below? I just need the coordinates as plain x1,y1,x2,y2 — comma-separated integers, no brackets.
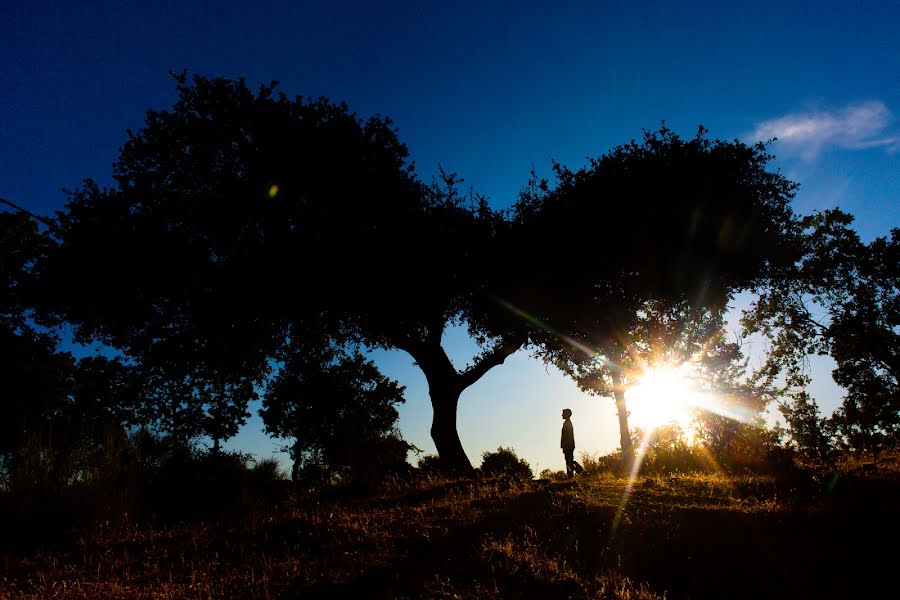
612,372,635,472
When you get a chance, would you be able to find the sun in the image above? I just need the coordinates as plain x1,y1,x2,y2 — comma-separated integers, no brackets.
624,365,698,433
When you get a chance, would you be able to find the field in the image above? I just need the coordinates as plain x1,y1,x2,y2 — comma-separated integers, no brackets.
2,457,897,599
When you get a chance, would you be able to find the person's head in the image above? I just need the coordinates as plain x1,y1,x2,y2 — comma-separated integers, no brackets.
562,408,572,420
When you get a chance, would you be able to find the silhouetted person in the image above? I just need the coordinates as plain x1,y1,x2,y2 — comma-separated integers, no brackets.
561,408,585,478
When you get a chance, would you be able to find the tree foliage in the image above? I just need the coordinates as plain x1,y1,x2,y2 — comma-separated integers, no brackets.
1,212,72,455
39,85,808,471
512,127,800,468
40,72,420,448
40,73,528,471
37,73,871,476
261,344,409,482
1,210,146,491
743,210,899,455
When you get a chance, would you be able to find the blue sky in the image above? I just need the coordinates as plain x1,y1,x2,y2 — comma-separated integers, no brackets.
2,1,897,471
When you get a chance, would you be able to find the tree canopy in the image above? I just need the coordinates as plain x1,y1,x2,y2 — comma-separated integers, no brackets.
41,74,528,470
40,73,420,448
743,210,899,455
261,343,408,482
507,128,800,467
35,75,825,473
1,211,73,455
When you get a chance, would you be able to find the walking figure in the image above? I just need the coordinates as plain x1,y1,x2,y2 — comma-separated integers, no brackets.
561,408,586,478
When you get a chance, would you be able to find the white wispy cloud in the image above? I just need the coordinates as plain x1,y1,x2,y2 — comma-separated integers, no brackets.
749,101,897,160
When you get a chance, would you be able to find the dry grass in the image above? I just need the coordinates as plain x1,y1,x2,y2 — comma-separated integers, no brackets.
1,461,897,599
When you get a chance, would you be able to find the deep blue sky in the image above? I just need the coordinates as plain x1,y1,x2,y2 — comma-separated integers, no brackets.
3,1,897,470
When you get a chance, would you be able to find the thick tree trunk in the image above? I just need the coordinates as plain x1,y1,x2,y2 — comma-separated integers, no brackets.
430,390,472,473
612,372,635,472
403,331,523,474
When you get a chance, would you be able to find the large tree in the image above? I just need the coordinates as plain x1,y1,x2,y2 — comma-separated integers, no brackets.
508,127,800,469
43,76,801,474
40,73,420,448
43,74,527,471
316,171,528,472
742,209,898,456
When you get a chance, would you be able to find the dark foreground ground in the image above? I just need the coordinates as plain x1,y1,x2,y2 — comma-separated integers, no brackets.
2,458,898,599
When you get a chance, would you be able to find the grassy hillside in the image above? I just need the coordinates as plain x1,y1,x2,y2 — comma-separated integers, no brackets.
2,456,897,599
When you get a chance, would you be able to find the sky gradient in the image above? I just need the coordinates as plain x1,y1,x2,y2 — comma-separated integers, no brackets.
2,1,898,471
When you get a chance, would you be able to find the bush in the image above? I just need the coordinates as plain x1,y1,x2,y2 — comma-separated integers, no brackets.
0,431,295,550
252,456,288,481
579,452,620,474
539,468,567,481
416,454,443,476
480,447,533,479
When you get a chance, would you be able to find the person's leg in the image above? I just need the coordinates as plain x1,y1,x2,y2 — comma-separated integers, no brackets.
564,450,574,478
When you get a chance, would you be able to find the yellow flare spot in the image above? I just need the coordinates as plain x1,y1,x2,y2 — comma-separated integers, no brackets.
268,184,279,198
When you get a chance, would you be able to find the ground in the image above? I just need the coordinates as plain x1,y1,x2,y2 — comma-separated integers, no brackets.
1,457,897,599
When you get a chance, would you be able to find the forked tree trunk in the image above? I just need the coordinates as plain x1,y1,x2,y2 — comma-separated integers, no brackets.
612,372,635,472
404,331,523,474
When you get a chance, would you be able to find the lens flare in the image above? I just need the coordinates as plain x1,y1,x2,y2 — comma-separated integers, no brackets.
625,365,698,432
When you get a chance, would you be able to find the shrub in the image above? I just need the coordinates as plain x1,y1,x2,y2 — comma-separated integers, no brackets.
480,447,533,479
416,454,443,476
252,456,288,481
539,468,567,481
579,452,620,474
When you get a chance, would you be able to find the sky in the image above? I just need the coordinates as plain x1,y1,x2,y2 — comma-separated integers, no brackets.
2,1,898,472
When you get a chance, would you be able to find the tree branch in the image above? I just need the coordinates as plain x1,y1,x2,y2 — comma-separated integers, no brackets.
791,291,827,333
0,196,59,230
458,337,524,391
396,332,459,391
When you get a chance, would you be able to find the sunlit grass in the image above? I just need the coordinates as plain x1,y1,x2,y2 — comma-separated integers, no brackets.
3,455,896,599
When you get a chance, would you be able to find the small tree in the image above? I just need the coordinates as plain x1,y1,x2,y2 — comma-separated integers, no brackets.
776,390,835,463
261,344,410,483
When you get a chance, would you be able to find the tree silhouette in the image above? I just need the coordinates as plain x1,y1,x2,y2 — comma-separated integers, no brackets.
323,170,528,472
42,76,803,473
0,211,73,457
509,128,800,469
39,73,414,448
743,210,898,456
261,343,408,482
43,74,526,471
2,211,141,486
